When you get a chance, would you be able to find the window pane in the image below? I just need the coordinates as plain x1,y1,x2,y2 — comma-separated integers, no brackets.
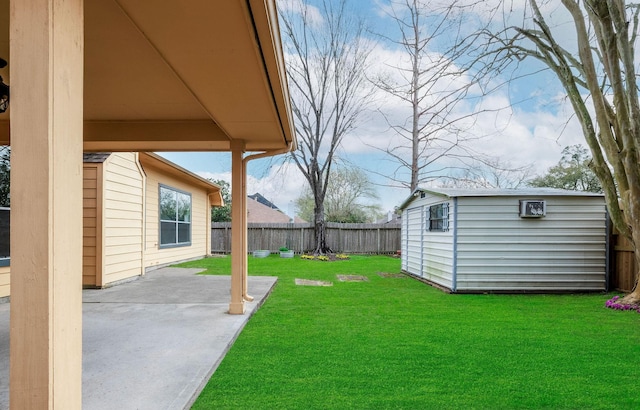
160,221,176,245
177,192,191,222
178,223,190,243
0,208,9,258
159,187,176,221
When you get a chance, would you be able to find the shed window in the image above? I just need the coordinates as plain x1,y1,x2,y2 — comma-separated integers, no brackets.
427,203,449,232
159,185,191,248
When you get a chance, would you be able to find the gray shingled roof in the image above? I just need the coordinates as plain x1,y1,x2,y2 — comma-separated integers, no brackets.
83,152,111,163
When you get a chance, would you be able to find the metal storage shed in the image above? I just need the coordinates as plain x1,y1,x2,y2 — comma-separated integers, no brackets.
398,188,608,293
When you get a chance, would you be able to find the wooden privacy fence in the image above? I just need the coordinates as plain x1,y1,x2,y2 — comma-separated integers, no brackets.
610,232,637,292
211,222,402,254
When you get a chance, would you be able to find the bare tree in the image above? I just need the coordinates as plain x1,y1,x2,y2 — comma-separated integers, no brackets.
295,166,382,224
475,0,640,304
372,0,482,192
439,157,535,189
279,0,373,253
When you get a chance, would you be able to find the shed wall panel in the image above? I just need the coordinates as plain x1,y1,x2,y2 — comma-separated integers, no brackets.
401,192,454,289
455,196,606,292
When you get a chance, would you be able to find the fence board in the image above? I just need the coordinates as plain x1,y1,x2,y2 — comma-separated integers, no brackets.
611,233,636,292
211,222,401,254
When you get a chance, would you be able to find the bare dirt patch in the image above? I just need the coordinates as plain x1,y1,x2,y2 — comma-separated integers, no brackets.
336,275,369,282
377,272,406,278
295,279,333,287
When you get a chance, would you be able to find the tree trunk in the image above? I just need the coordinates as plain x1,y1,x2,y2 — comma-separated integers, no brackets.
313,202,332,255
620,223,640,305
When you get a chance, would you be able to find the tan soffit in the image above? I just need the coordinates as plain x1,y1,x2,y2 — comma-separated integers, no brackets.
0,0,296,153
138,152,222,197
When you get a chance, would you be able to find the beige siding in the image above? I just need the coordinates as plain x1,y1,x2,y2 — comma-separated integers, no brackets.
143,165,210,269
83,164,101,287
455,196,606,292
102,153,144,284
0,266,9,297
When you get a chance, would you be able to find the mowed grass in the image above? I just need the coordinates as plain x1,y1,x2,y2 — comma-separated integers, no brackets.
176,255,640,409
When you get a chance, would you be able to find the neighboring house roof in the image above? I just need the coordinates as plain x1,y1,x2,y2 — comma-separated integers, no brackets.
248,192,279,210
376,211,402,224
82,152,111,163
399,187,604,210
247,197,291,223
246,196,306,223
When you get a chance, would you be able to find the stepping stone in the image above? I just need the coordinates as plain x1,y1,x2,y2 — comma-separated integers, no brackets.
377,272,405,278
336,275,369,282
295,278,333,287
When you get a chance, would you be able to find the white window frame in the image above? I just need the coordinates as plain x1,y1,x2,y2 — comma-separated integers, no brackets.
159,184,192,248
427,202,449,232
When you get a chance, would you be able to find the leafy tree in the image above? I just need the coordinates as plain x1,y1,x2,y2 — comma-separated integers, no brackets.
280,0,373,253
529,145,602,193
295,166,381,223
210,179,231,222
474,0,640,303
0,146,9,207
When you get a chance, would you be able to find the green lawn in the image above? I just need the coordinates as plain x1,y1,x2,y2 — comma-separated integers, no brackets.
176,255,639,410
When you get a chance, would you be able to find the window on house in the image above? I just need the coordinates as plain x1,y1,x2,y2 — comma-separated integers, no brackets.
159,185,191,247
427,203,449,232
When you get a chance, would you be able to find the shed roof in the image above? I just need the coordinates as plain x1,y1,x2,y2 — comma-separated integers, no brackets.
399,187,603,210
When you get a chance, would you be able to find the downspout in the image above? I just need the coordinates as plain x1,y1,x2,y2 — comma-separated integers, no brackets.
240,143,293,302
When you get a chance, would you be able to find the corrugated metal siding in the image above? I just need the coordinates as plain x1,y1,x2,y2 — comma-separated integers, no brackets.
401,213,408,271
455,196,606,292
401,193,455,289
404,207,423,276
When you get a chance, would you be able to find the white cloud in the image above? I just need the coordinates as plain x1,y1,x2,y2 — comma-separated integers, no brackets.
197,161,307,218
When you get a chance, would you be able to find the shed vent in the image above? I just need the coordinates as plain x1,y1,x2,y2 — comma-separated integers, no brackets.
519,200,546,218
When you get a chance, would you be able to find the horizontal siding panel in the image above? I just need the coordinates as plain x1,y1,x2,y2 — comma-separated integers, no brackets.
104,264,143,284
83,266,96,275
103,218,142,229
105,251,143,265
104,227,144,238
83,227,97,237
83,178,97,189
83,198,97,208
105,244,143,257
105,236,145,247
104,192,142,211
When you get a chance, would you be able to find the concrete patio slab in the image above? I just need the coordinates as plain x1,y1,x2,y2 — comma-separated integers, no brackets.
0,268,277,410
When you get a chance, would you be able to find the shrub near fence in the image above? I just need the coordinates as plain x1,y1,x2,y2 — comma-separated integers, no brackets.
211,222,401,254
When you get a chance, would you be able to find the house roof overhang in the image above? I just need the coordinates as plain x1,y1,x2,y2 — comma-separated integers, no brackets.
0,0,296,153
138,152,224,206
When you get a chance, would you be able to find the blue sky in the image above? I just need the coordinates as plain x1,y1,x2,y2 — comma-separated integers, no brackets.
159,0,587,217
